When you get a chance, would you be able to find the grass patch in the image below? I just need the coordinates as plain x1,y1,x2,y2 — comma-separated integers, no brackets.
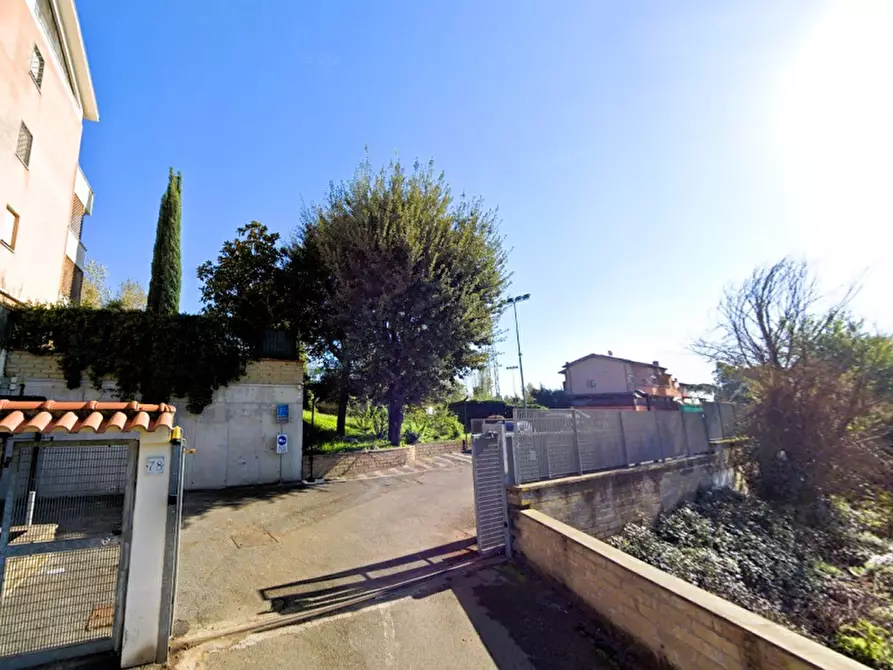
302,409,464,453
302,410,384,452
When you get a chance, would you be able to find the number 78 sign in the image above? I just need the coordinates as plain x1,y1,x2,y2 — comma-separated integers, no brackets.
146,456,165,474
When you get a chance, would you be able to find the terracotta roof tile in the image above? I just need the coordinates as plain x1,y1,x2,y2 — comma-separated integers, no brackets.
0,401,176,436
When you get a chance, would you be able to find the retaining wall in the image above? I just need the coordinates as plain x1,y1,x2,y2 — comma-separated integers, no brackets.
4,351,304,490
304,440,464,479
513,509,863,670
508,451,733,539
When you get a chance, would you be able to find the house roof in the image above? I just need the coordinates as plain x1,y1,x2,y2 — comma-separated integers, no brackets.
56,0,99,121
0,401,175,435
558,353,667,375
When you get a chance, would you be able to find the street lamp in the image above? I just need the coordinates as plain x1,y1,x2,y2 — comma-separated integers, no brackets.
504,293,530,409
506,365,519,399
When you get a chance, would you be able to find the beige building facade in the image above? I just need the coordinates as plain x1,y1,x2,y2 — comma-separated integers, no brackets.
560,353,680,397
0,0,98,305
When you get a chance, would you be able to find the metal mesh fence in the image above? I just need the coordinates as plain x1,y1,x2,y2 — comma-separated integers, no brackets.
702,401,741,441
510,409,712,484
0,546,120,656
576,410,627,472
9,444,129,543
0,441,134,660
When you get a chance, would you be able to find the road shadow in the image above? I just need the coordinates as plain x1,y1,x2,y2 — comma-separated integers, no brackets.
450,563,661,670
258,538,477,614
258,548,652,670
181,482,326,529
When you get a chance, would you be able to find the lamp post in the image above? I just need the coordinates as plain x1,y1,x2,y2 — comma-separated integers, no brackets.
506,365,519,399
504,293,530,409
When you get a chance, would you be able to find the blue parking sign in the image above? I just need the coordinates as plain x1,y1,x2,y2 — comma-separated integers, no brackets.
276,403,289,423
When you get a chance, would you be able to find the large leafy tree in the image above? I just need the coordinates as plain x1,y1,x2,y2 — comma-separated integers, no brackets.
80,260,146,310
197,221,288,349
292,158,509,444
147,168,182,315
80,259,110,308
107,279,147,310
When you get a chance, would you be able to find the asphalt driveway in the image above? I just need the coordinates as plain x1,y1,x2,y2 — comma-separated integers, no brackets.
172,456,645,669
175,458,476,633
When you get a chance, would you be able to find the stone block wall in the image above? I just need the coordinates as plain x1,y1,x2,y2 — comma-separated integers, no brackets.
5,350,68,382
513,509,862,670
304,440,464,479
240,359,302,385
508,451,733,539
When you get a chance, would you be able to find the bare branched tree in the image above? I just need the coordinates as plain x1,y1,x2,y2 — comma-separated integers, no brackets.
694,258,853,371
695,258,892,505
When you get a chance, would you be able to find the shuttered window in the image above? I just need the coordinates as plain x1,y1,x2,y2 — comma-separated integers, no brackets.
30,46,45,88
16,124,33,167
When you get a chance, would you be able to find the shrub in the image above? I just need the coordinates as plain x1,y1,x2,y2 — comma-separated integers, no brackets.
836,621,893,669
349,400,387,439
403,405,463,443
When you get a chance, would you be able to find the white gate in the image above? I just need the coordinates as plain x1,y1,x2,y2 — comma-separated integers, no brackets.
472,424,509,555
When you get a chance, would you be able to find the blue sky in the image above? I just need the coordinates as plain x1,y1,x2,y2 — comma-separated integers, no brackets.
77,0,893,392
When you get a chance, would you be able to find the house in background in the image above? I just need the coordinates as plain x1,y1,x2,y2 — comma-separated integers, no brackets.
0,0,98,306
559,352,682,411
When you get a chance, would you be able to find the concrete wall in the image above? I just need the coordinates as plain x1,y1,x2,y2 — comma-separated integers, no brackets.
4,352,304,490
304,440,464,479
0,0,86,304
513,509,863,670
508,451,733,539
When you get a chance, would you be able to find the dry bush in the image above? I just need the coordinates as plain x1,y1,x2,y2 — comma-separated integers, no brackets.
696,258,893,505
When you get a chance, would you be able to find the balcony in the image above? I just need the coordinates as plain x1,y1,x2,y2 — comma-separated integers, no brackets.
74,165,93,214
65,229,86,270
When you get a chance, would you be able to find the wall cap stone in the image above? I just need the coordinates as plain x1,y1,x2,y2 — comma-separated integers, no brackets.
509,452,722,496
519,508,866,670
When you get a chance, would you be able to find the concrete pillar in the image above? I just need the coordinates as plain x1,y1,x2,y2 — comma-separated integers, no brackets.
120,430,172,668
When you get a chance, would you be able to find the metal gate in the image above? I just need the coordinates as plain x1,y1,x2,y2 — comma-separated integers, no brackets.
0,439,137,668
472,424,510,555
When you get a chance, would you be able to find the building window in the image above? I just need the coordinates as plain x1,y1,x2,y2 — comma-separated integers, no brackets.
2,207,19,250
34,0,76,95
30,46,45,88
16,123,33,167
586,379,597,389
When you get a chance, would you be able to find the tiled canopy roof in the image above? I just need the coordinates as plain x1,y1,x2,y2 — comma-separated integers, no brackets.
0,401,176,435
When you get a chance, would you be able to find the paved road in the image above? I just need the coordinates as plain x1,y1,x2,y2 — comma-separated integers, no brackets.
176,456,476,632
172,563,623,670
174,456,641,670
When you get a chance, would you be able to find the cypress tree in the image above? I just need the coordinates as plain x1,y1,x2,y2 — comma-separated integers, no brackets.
147,168,182,314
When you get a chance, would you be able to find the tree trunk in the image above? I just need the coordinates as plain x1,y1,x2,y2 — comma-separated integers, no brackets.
387,400,404,446
336,380,349,437
336,361,351,437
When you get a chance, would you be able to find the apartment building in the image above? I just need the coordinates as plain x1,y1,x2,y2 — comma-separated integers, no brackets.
0,0,98,305
560,353,681,398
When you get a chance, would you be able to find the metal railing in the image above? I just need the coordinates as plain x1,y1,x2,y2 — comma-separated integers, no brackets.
507,408,712,484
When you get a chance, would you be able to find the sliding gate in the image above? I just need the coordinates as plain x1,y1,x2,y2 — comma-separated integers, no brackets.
0,440,137,668
472,423,510,555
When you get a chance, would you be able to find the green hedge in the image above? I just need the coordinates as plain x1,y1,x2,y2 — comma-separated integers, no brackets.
8,305,251,413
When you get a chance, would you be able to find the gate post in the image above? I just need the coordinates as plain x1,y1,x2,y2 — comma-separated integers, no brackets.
120,431,173,668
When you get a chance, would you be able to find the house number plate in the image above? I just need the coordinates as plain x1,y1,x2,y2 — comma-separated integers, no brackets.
146,456,166,474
